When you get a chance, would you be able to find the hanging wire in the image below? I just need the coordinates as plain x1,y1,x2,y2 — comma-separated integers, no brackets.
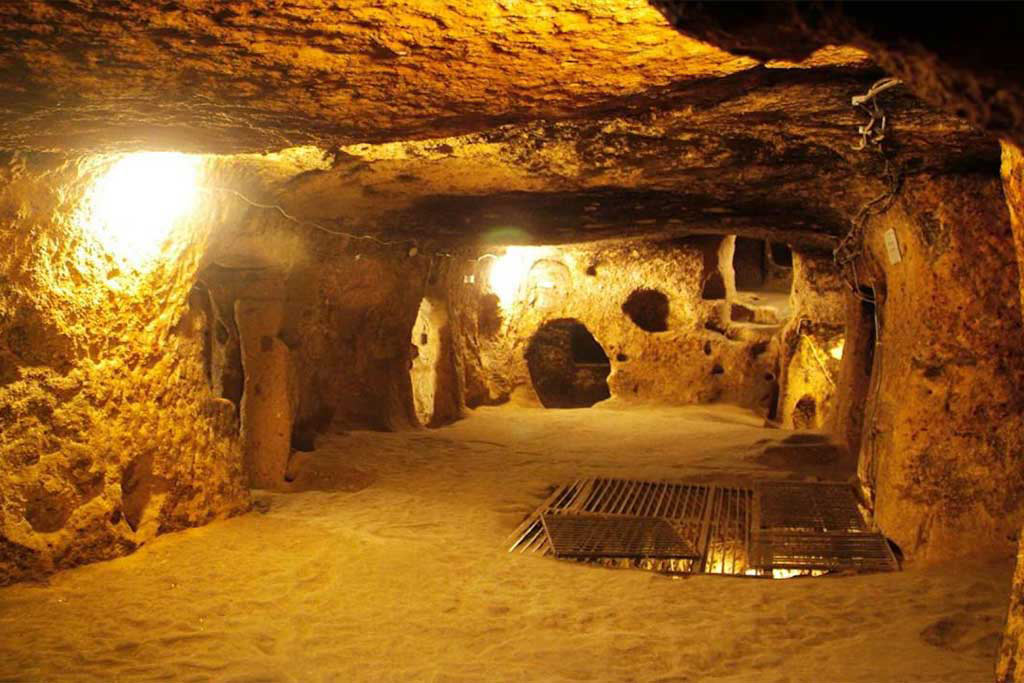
833,77,904,302
201,185,417,248
201,185,516,268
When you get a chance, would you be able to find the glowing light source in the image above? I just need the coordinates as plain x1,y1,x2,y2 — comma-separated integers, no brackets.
79,152,201,265
487,246,541,305
829,338,845,360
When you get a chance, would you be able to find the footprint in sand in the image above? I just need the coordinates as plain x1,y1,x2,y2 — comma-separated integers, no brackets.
920,611,1002,658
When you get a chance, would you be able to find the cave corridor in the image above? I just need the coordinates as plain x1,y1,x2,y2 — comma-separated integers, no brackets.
2,2,1024,681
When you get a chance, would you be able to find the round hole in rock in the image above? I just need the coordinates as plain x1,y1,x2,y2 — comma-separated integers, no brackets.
525,319,611,409
622,288,669,332
792,395,817,429
769,242,793,268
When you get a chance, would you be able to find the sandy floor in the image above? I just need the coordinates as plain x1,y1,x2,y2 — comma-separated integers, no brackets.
0,404,1013,682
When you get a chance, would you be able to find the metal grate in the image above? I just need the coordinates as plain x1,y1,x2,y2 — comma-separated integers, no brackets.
702,485,754,575
752,531,899,572
542,513,699,559
508,477,899,578
760,482,866,532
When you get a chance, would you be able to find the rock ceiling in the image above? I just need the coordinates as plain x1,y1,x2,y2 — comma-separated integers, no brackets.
0,0,763,152
0,1,1006,246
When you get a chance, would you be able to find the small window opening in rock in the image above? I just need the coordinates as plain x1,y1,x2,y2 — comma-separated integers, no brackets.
615,353,628,362
526,319,611,409
702,271,726,300
769,242,793,268
734,237,767,290
585,264,598,276
703,341,713,356
711,364,724,375
622,288,669,332
792,395,817,429
731,236,792,323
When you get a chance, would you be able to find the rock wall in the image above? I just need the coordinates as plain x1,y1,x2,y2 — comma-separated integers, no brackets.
649,2,1024,147
856,172,1024,562
288,247,432,433
998,140,1024,683
776,250,847,430
0,152,249,584
448,238,782,413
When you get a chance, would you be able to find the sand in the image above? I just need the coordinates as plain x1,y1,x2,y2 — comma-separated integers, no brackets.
0,403,1012,682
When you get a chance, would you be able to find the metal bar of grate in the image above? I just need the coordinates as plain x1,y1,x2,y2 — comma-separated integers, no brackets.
752,531,899,572
507,477,896,578
759,482,866,532
542,512,700,559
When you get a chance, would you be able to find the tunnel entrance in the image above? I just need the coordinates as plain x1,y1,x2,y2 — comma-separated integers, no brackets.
526,319,611,409
730,237,794,325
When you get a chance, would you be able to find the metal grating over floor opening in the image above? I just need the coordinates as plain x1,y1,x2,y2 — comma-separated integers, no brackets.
508,478,899,578
542,513,699,559
759,481,866,532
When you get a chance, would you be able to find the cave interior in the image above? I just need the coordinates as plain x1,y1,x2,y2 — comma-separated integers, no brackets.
3,2,1024,681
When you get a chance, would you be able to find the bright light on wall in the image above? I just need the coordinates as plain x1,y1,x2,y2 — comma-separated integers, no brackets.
79,152,202,266
487,247,539,305
829,338,845,360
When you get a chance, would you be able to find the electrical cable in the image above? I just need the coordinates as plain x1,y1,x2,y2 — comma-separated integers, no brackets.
834,77,904,303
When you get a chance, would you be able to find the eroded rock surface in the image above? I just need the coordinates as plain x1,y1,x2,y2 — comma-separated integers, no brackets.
0,0,767,152
448,239,781,413
853,173,1024,562
0,152,250,584
998,140,1024,683
650,2,1024,146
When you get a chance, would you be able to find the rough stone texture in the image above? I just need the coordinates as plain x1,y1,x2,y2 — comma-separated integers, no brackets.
0,0,770,152
243,72,993,248
776,250,846,430
828,289,878,460
198,199,436,436
236,296,295,489
1001,537,1024,683
650,2,1024,147
0,3,998,257
448,239,781,413
0,152,249,584
998,140,1024,683
855,173,1024,562
410,296,457,427
289,247,430,432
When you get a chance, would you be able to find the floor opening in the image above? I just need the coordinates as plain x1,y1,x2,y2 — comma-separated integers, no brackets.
509,477,899,578
526,319,611,408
